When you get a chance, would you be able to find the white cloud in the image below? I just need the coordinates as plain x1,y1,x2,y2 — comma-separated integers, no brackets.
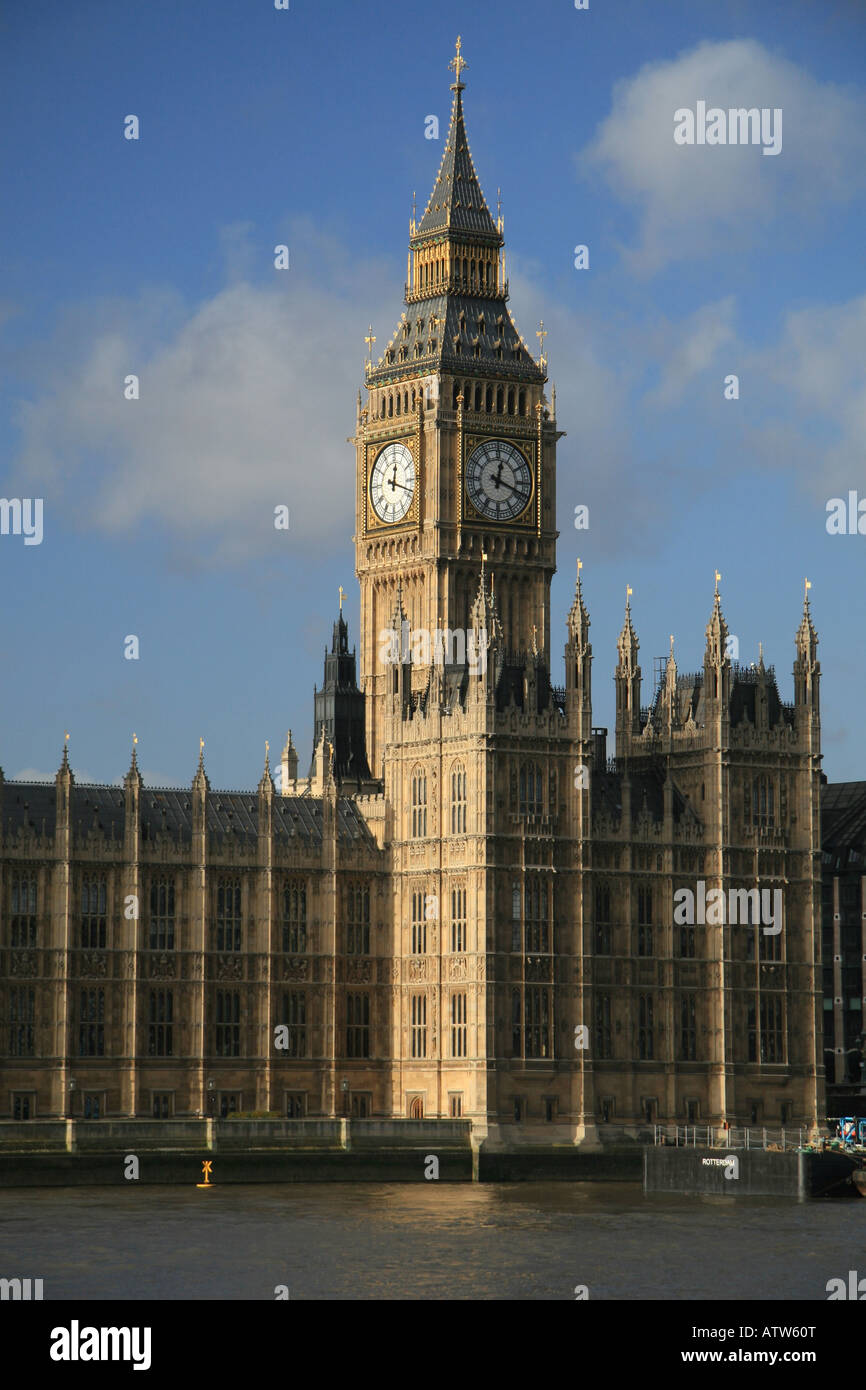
581,39,866,273
9,222,398,562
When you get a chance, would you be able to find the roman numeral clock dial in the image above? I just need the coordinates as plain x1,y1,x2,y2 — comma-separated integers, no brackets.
370,442,416,524
466,439,533,522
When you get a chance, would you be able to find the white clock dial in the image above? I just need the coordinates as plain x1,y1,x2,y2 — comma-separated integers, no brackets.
466,439,532,521
371,442,416,524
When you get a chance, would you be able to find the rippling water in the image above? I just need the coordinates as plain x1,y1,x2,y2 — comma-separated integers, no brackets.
0,1183,861,1300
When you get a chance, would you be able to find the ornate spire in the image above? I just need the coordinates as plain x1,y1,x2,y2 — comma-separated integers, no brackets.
567,558,591,649
617,585,639,667
193,737,209,792
415,39,499,241
704,570,729,667
796,577,818,661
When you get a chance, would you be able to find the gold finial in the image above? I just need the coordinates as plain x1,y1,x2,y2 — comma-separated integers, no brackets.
449,35,467,88
714,569,721,596
339,585,346,612
670,634,675,653
364,325,376,366
65,731,70,743
805,576,812,600
536,319,548,368
758,641,764,662
577,557,583,576
626,585,633,602
133,732,138,745
200,737,204,752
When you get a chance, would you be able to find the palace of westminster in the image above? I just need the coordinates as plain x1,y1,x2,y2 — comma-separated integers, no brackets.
5,40,855,1147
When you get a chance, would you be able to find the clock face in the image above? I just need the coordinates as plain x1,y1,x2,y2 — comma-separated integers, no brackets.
370,442,416,524
466,439,533,522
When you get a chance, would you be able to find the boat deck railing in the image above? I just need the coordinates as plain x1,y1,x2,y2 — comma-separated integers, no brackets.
653,1124,810,1151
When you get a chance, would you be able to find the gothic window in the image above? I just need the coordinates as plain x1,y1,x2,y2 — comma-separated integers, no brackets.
594,993,612,1058
519,388,526,415
346,993,370,1058
451,886,466,952
760,995,784,1062
215,991,241,1057
286,1093,306,1118
524,875,550,952
638,994,654,1060
78,988,105,1057
281,991,307,1057
282,879,307,953
524,986,552,1059
149,877,175,951
346,880,370,955
148,989,173,1057
678,923,696,959
637,884,653,955
10,871,37,947
749,775,775,828
396,389,401,413
451,993,467,1058
512,881,521,951
496,386,503,412
81,873,107,949
388,393,393,416
474,383,482,410
216,877,242,952
411,993,427,1058
511,989,521,1056
679,994,696,1060
411,890,427,954
485,385,493,411
411,767,427,838
9,986,35,1057
594,883,611,954
519,763,543,816
747,1002,757,1061
507,387,514,414
451,763,467,833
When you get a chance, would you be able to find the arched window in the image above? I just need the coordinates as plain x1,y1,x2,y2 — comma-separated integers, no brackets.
519,763,543,817
474,383,482,410
525,875,550,952
507,387,515,414
409,1095,424,1118
518,389,526,416
10,871,37,948
411,768,427,838
395,391,401,416
282,878,307,953
81,873,107,949
150,876,176,951
451,762,467,834
485,385,493,411
216,877,242,952
388,393,393,417
496,386,504,413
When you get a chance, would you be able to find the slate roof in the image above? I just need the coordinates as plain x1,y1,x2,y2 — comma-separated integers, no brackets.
1,782,376,849
821,781,866,862
415,88,501,241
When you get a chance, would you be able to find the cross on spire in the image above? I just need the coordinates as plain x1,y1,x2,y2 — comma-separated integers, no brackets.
364,325,376,365
339,585,346,612
449,35,467,89
536,319,548,367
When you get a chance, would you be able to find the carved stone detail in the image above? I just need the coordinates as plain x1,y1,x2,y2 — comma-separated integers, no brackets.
283,957,309,981
216,955,243,981
80,952,108,979
10,950,37,977
346,958,373,983
150,953,177,980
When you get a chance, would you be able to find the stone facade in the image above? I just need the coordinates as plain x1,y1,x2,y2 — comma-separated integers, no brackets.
0,44,825,1142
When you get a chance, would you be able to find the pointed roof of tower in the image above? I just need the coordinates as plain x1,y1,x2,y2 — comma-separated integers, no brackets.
704,570,729,665
567,559,591,647
796,577,818,657
415,60,500,242
617,586,639,665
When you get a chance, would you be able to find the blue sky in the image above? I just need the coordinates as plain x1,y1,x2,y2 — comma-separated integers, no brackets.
1,0,864,788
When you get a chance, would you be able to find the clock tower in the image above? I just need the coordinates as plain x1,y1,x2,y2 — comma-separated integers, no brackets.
354,37,561,775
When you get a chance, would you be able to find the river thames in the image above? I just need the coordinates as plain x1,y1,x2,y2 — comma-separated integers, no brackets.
0,1182,861,1299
